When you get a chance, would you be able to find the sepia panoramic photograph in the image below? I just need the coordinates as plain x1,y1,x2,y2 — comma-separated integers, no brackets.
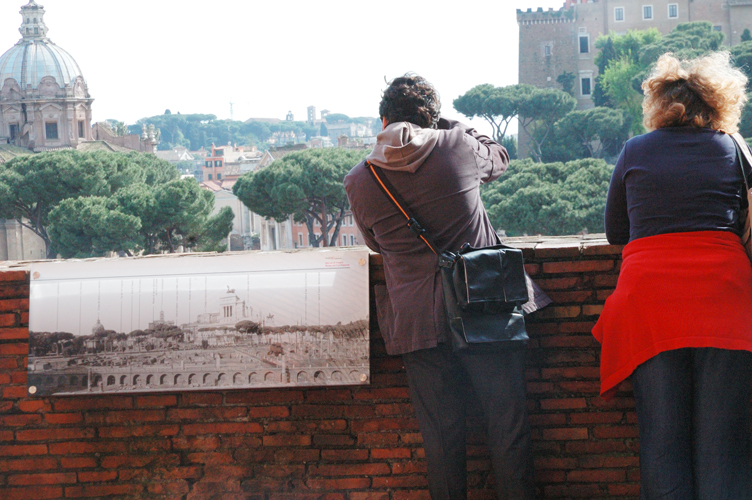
27,249,370,396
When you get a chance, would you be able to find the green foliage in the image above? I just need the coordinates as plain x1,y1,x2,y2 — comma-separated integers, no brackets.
731,41,752,89
324,113,350,123
500,135,517,160
0,150,231,258
234,148,369,247
517,87,577,162
48,197,141,258
557,107,631,159
740,94,752,138
743,29,752,43
481,158,613,236
556,72,576,97
453,83,533,143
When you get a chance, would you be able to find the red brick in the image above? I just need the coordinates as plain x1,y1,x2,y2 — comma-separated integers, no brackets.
565,441,628,454
0,357,19,369
52,397,132,412
357,433,400,447
43,413,83,425
350,493,390,500
567,469,626,483
0,328,28,340
558,381,601,393
353,387,411,400
167,407,246,420
581,243,624,256
351,418,418,433
534,457,578,470
7,472,76,485
321,449,369,461
558,321,597,333
544,351,597,365
547,291,593,303
535,277,581,290
98,424,179,438
0,343,28,355
262,434,311,447
186,452,235,465
0,298,29,312
608,484,641,496
60,457,97,468
540,428,588,440
543,260,614,274
64,483,144,498
593,274,620,287
0,457,57,471
0,443,47,456
19,312,28,325
0,414,42,426
541,366,600,379
84,409,165,424
372,475,428,488
0,312,17,327
224,390,304,404
539,398,588,410
306,478,372,490
246,406,290,418
18,400,48,412
3,486,62,500
535,306,582,319
539,336,597,348
596,288,615,300
49,441,127,455
536,470,567,483
529,413,567,426
146,480,191,495
135,395,178,407
524,263,540,275
580,456,640,469
570,412,624,424
16,427,95,441
543,484,602,497
582,304,604,316
313,434,355,447
309,463,391,476
593,425,640,439
77,471,118,482
370,447,412,459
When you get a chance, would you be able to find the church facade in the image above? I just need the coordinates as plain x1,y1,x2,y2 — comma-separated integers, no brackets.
0,0,93,151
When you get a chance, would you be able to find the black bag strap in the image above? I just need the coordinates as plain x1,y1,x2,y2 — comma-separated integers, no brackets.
365,160,454,267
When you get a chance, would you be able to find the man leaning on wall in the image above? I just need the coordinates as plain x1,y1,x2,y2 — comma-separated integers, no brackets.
344,74,551,500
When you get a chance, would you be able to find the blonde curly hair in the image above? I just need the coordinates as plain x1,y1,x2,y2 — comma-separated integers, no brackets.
642,52,748,133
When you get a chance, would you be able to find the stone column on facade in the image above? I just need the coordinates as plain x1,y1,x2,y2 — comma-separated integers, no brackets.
0,220,8,261
4,220,23,261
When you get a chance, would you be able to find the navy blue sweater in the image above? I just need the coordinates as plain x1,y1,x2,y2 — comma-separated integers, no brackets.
605,127,750,245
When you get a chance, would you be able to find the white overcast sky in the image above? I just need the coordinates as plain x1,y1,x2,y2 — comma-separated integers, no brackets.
0,0,565,136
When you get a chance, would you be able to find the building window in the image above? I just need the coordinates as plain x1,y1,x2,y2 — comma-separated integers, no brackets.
713,25,722,32
643,5,653,20
205,161,211,168
579,35,589,54
78,120,84,138
9,124,19,141
26,28,29,34
45,122,58,140
34,27,38,35
217,173,222,180
343,234,348,246
544,45,552,57
298,233,304,247
614,7,624,21
668,3,678,18
350,235,355,246
214,160,221,167
208,174,212,180
581,77,592,96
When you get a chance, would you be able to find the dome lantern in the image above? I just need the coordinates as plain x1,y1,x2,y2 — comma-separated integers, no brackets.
19,1,49,40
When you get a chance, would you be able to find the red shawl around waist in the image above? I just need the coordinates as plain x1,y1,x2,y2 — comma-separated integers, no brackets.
592,231,752,399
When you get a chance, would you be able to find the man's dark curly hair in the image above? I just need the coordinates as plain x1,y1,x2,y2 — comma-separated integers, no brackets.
378,73,441,129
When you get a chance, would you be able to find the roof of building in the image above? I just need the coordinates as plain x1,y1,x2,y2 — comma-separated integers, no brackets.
200,179,238,192
76,141,134,153
0,144,33,163
155,149,196,162
0,1,86,90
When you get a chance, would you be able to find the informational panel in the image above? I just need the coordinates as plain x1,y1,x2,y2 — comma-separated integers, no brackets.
27,249,370,396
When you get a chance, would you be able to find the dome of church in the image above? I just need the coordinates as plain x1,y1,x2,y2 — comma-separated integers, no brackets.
0,1,86,91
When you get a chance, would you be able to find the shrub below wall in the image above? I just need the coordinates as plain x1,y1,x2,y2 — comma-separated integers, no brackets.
0,238,642,500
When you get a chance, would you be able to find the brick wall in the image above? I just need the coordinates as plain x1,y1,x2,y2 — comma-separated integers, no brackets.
0,237,640,500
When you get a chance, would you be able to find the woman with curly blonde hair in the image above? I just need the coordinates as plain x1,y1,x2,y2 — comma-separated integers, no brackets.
593,52,752,499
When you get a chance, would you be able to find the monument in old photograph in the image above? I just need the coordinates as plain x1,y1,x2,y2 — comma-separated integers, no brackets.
27,249,370,396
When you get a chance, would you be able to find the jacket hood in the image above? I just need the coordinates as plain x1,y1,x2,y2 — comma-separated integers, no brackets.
366,122,440,173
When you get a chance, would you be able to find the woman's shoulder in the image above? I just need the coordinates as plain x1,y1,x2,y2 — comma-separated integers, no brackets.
626,127,730,149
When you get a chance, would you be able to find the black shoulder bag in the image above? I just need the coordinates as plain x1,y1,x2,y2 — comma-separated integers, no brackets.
366,161,529,353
